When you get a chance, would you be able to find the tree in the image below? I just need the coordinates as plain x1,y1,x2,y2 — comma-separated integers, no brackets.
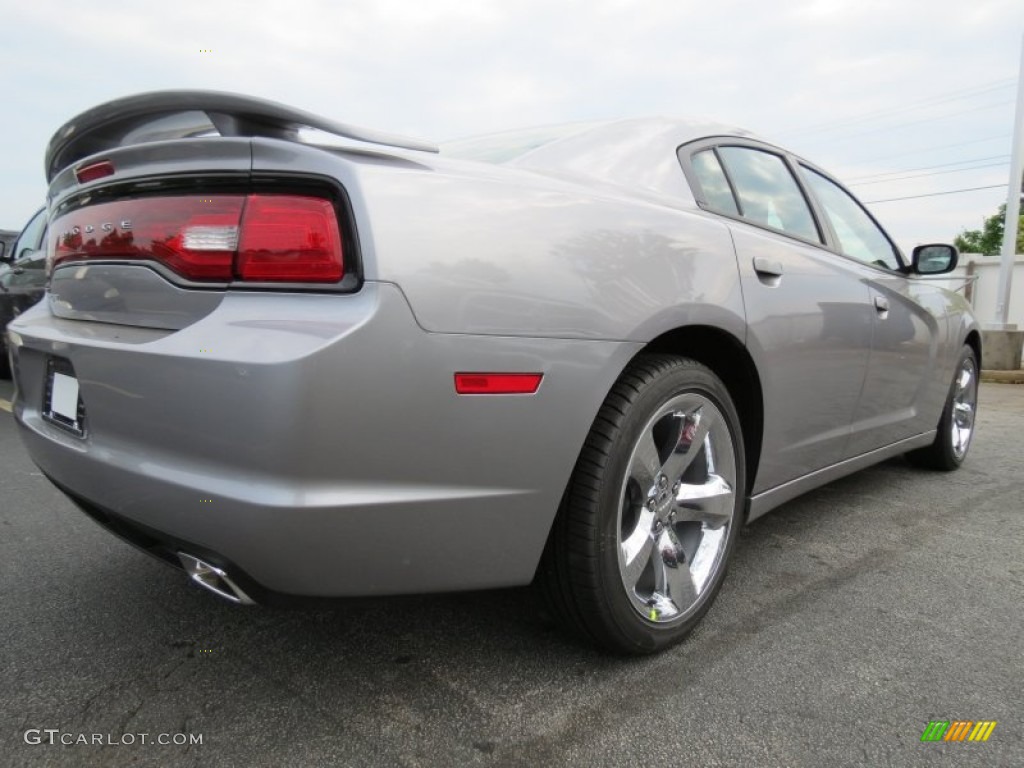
954,204,1024,255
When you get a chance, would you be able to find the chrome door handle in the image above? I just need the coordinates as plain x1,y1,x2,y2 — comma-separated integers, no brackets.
752,257,783,278
874,295,890,313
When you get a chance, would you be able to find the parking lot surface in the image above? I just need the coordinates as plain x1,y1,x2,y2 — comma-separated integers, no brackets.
1,379,1022,767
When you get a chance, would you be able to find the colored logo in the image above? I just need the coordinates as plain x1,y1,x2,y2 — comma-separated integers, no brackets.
921,720,996,742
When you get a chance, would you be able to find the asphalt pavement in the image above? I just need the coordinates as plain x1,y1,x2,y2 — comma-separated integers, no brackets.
1,379,1022,767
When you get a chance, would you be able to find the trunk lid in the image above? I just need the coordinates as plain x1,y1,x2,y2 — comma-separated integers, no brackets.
42,90,434,330
47,138,252,330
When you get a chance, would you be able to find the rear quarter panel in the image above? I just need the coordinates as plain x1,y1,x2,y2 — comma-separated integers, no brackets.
251,139,748,343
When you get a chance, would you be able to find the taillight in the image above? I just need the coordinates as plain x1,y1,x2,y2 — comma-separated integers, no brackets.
50,194,344,283
237,196,343,282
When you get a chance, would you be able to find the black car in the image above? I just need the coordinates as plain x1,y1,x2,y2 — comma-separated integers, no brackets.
1,208,47,378
0,229,18,260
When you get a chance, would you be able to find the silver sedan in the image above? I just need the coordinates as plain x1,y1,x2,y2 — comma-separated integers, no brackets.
7,91,979,654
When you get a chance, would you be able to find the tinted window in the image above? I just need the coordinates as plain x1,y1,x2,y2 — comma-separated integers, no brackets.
801,167,900,270
13,209,46,260
691,150,739,215
717,147,820,242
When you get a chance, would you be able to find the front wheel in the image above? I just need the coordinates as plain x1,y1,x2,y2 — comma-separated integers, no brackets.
539,355,746,655
906,344,979,471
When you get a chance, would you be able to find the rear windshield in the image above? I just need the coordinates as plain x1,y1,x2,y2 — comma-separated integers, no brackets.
442,122,603,164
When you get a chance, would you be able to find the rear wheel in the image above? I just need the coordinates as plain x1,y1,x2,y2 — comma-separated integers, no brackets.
539,355,745,655
906,344,978,471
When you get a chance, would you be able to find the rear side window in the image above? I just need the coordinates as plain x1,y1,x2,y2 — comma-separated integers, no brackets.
800,167,901,270
691,150,739,215
716,147,821,243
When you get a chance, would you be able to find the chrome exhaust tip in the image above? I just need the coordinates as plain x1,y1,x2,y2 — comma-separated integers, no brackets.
177,552,255,605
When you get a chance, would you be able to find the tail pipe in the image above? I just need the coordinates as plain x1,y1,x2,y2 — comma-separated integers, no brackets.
177,552,255,605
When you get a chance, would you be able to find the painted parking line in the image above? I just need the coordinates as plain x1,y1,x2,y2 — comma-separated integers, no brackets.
0,399,11,412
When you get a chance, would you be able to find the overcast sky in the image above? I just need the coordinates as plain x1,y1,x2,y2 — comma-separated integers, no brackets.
1,0,1022,252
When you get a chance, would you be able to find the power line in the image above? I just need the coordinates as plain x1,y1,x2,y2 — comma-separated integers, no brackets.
846,133,1012,165
802,99,1014,143
848,161,1010,187
846,154,1011,182
864,184,1007,204
778,78,1016,138
780,79,1015,136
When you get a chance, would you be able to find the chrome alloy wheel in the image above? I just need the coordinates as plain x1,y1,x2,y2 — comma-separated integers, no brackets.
951,355,978,460
616,392,738,624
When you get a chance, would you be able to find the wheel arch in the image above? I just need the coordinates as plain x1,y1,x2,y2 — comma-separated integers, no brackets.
534,323,764,588
965,329,982,371
637,325,763,516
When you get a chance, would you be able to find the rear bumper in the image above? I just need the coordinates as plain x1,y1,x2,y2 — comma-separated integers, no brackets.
9,282,640,596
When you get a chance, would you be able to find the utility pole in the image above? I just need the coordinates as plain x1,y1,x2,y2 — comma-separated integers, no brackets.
992,33,1024,329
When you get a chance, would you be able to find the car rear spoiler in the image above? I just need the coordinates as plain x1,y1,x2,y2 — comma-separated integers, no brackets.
44,89,439,182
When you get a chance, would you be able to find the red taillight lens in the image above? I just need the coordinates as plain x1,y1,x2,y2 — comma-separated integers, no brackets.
50,194,344,283
237,196,343,282
52,196,243,280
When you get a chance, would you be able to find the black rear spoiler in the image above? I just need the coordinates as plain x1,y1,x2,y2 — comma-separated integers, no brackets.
45,89,439,182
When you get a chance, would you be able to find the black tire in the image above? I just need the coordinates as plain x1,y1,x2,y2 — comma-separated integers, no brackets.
538,355,746,655
906,344,979,471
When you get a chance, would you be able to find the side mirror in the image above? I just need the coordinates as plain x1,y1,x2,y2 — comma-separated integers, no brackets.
912,244,958,275
0,241,9,263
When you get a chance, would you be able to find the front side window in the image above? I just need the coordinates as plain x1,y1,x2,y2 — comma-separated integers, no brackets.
716,147,821,243
801,167,901,271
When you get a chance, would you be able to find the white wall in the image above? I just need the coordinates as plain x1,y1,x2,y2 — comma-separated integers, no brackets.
943,255,1024,329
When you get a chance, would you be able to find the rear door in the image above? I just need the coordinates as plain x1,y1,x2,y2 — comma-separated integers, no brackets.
682,144,874,494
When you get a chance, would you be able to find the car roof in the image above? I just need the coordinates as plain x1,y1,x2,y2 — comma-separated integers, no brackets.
478,117,762,201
